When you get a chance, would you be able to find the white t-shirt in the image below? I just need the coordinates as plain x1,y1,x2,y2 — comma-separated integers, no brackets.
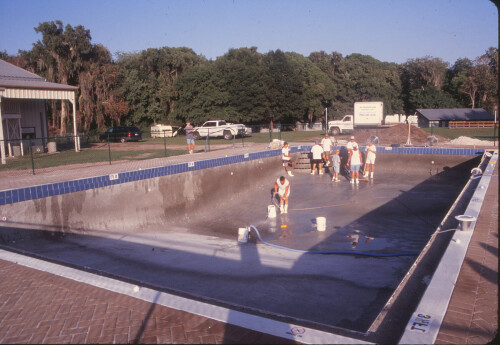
320,138,333,152
347,141,358,150
311,145,324,160
282,147,291,161
350,150,362,165
366,145,377,160
276,178,290,196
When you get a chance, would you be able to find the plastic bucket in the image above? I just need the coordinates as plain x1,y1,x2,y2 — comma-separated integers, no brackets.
316,217,326,231
268,205,277,218
238,227,249,243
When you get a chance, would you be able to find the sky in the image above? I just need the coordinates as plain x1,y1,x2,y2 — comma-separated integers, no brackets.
0,0,498,65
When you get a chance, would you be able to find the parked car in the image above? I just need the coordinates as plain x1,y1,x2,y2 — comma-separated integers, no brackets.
99,126,142,143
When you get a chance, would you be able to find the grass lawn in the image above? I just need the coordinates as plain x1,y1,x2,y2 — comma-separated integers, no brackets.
0,149,185,172
421,127,498,141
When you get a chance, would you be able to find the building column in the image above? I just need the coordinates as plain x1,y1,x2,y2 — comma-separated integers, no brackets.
0,97,5,164
70,92,79,152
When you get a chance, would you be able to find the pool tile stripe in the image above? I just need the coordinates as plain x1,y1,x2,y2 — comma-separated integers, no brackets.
0,146,485,206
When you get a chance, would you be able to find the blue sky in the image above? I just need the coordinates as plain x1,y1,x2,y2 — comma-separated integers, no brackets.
0,0,497,64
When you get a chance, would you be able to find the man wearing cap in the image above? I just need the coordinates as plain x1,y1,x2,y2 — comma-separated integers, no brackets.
346,136,358,154
310,140,325,175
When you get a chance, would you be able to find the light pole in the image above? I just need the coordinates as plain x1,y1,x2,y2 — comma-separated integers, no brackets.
325,107,328,134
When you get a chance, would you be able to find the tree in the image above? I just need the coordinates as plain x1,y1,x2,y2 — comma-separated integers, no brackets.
401,56,451,113
20,21,93,134
78,44,129,131
332,54,403,118
408,85,459,111
308,51,342,79
118,47,203,126
445,58,473,107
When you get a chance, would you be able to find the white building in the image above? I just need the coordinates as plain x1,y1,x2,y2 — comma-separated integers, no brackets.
0,59,79,164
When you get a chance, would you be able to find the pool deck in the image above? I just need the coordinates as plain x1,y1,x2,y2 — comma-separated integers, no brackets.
0,144,497,344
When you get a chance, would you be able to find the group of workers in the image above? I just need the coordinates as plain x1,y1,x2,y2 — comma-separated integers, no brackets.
274,134,377,214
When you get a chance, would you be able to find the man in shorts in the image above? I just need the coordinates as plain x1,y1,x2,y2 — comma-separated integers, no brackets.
364,141,377,179
320,133,334,167
274,176,290,213
281,142,294,176
185,121,195,154
310,140,325,175
347,145,363,184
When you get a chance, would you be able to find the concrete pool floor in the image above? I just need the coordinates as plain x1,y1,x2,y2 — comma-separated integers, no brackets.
0,144,497,344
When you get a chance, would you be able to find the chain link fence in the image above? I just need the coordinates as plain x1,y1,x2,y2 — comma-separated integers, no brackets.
0,124,324,176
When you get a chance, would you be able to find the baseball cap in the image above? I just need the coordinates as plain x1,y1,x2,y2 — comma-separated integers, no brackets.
315,140,319,144
350,136,355,139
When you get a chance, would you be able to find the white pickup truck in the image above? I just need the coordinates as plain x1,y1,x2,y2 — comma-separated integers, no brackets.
192,120,247,140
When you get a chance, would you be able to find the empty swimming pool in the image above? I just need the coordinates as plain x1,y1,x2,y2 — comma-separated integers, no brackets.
0,149,485,342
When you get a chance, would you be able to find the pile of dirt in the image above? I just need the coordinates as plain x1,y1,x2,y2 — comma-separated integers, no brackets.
349,124,447,146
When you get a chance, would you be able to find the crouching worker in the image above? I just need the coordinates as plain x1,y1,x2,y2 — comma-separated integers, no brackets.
274,176,290,214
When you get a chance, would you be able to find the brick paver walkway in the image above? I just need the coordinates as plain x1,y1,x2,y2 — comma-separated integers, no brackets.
0,259,295,344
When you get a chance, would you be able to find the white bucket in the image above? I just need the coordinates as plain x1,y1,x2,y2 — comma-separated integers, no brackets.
268,205,277,218
238,227,249,243
316,217,326,231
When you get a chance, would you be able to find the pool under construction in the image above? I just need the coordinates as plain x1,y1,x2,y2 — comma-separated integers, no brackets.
0,145,496,343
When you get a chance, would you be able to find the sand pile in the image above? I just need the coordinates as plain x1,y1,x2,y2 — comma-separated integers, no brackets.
443,136,495,147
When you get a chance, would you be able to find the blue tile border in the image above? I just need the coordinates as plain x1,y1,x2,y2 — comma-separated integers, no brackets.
0,146,485,206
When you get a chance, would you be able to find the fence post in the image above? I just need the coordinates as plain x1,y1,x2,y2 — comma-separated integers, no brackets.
29,138,35,175
163,131,167,157
107,134,112,165
269,124,272,142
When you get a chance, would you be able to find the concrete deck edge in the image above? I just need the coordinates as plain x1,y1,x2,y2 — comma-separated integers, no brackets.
398,150,498,344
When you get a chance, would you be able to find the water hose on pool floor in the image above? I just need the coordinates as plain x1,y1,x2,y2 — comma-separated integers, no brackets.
248,225,419,257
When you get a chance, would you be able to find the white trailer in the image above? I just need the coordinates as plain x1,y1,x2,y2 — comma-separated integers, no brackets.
328,101,384,135
353,101,384,127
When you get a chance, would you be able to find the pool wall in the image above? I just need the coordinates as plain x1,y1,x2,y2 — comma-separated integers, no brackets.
0,146,486,234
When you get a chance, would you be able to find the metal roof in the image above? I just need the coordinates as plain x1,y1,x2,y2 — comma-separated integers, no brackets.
416,108,494,121
0,59,78,91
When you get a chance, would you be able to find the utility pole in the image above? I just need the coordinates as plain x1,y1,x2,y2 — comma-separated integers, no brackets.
325,107,328,134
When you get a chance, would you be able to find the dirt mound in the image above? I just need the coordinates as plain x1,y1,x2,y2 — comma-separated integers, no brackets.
351,124,447,146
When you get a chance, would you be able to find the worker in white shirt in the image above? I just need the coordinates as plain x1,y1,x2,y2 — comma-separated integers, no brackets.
320,133,334,167
364,141,377,179
274,176,290,213
310,140,325,175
